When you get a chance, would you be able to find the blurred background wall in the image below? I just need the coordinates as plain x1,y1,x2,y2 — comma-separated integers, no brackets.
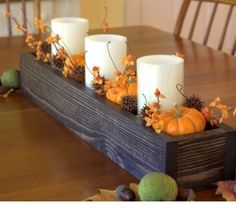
0,0,235,54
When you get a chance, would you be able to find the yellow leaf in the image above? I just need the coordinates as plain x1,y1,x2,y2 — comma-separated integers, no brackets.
233,108,236,117
99,189,116,196
85,194,118,201
129,183,140,200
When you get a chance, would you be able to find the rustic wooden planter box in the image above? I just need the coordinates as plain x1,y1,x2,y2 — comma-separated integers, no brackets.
20,53,236,188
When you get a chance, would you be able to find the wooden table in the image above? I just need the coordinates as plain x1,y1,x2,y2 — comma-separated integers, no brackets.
0,26,235,201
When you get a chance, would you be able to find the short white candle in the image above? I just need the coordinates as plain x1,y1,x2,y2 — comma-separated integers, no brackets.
51,17,89,55
137,55,184,112
85,34,127,89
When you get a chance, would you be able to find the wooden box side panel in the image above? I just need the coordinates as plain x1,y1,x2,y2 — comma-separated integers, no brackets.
20,53,171,180
225,128,236,179
176,129,236,187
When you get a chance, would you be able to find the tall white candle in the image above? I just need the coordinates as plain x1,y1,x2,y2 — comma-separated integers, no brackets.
137,55,184,112
51,17,89,55
85,34,127,89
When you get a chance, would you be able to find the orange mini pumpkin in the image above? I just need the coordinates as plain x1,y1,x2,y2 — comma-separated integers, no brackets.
106,87,120,104
158,107,206,136
128,82,137,97
106,82,137,105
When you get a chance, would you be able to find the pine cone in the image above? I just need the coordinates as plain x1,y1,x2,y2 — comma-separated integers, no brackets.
70,66,85,85
121,95,137,114
183,94,204,111
41,41,51,54
51,55,65,71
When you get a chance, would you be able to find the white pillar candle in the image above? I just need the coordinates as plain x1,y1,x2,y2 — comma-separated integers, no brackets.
137,55,184,113
85,34,127,89
51,17,89,55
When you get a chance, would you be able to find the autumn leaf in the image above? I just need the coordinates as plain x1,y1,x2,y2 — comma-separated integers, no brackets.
129,183,140,200
216,180,236,201
92,66,100,76
154,88,166,99
201,106,214,121
123,55,134,67
176,51,185,58
209,97,221,107
16,24,26,32
2,10,10,17
99,189,116,196
45,34,61,44
101,7,109,32
102,21,109,32
85,193,118,201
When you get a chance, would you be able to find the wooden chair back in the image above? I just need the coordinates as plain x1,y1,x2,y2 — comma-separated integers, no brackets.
174,0,236,55
5,0,41,36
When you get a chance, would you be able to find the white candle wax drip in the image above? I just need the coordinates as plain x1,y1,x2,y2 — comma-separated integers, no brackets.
85,34,127,89
137,55,184,112
51,17,89,55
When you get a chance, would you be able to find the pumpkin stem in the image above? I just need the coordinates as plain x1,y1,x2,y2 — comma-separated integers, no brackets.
107,41,118,72
176,83,187,99
174,103,181,119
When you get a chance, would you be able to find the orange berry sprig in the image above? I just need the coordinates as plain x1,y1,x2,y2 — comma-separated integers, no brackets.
2,10,27,34
144,89,166,134
201,97,235,126
101,7,109,32
91,66,108,95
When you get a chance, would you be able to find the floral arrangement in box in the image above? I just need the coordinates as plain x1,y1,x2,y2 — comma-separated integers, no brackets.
1,9,235,137
1,7,236,202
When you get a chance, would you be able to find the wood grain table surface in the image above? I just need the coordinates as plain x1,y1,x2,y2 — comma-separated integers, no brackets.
0,26,235,201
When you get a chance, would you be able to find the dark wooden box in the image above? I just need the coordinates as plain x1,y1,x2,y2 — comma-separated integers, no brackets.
20,53,236,188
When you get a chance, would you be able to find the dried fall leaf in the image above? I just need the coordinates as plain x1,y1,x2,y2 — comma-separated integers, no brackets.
102,21,109,32
99,189,116,196
176,51,185,58
154,88,166,99
2,10,10,17
85,193,118,201
201,107,214,121
233,108,236,117
129,183,140,200
123,55,134,66
209,97,221,107
216,180,236,201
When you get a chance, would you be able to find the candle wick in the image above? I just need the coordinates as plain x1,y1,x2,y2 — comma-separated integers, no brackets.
106,41,118,72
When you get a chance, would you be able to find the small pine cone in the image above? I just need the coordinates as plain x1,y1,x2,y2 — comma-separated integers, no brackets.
121,95,137,114
183,94,204,111
51,55,65,71
41,41,51,54
140,104,150,119
70,66,85,85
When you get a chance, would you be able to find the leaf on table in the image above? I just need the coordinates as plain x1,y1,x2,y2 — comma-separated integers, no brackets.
215,180,236,201
99,189,116,196
129,183,140,200
85,193,118,201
